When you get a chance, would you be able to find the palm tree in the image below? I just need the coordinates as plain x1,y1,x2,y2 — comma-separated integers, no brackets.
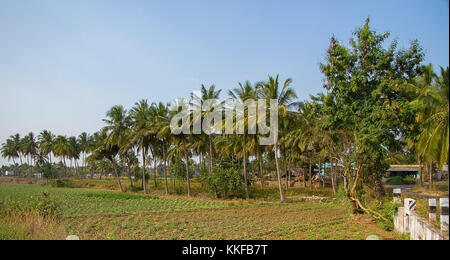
78,132,89,169
152,102,172,195
229,81,257,199
88,130,124,192
129,100,153,194
38,130,55,164
191,84,222,172
257,75,297,202
412,65,449,188
68,136,81,175
103,105,133,192
1,138,18,165
10,134,23,166
21,132,38,175
120,149,138,187
53,135,70,175
169,98,193,196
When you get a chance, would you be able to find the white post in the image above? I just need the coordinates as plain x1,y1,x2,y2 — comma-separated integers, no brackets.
393,188,402,203
440,198,449,232
404,198,416,233
429,199,437,221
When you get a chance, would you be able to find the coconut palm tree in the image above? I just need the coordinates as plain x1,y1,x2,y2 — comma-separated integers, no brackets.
229,81,257,199
120,149,138,187
38,130,55,164
53,135,70,175
129,100,153,194
88,130,124,192
413,66,449,187
78,132,89,169
191,84,222,172
169,98,193,196
68,136,81,175
256,75,297,202
1,138,18,165
152,102,172,195
10,134,23,166
21,132,38,175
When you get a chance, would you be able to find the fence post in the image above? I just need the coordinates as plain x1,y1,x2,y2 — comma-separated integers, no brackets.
429,199,437,221
404,198,416,233
440,198,449,232
393,188,402,203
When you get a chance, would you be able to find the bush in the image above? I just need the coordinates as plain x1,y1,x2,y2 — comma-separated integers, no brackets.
1,196,62,220
201,167,246,199
385,176,416,185
48,179,75,188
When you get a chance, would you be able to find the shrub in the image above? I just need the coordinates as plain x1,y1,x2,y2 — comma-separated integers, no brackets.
1,196,62,220
385,176,416,185
48,179,75,188
201,167,245,199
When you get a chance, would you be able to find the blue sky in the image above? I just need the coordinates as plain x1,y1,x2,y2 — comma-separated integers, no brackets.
0,0,449,165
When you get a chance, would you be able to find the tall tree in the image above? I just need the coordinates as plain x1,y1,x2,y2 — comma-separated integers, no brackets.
38,130,55,164
320,18,423,214
191,84,222,172
229,81,258,199
257,75,297,202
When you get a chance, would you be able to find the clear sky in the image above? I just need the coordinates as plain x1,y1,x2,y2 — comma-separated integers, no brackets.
0,0,449,166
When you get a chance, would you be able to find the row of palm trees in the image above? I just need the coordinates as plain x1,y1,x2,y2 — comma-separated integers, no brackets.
2,67,448,200
1,131,90,176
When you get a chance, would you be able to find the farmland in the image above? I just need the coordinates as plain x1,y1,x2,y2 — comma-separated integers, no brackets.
0,183,399,240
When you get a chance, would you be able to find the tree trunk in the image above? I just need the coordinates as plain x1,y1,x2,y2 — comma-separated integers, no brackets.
419,158,423,186
258,146,264,188
428,162,433,189
142,151,148,194
331,159,337,195
153,158,157,188
209,135,213,172
350,163,363,213
162,142,169,195
128,165,133,188
274,143,285,202
172,160,176,192
283,149,288,189
242,133,249,199
309,158,313,191
111,159,123,192
182,135,191,197
318,159,322,188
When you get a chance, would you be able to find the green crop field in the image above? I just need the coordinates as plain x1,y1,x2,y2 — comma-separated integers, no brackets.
0,184,400,240
0,185,228,217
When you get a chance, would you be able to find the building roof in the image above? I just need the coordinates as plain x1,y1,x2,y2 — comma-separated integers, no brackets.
387,165,419,172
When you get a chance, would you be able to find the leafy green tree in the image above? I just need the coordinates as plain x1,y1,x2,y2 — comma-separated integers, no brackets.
320,18,423,214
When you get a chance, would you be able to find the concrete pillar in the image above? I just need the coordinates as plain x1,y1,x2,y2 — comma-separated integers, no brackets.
440,198,449,232
404,198,416,233
393,188,402,203
429,199,437,221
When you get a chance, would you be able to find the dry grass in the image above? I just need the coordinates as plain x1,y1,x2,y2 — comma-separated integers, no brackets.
0,212,66,240
0,177,46,186
411,184,449,197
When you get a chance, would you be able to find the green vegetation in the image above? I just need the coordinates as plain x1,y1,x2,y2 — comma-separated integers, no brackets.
0,19,448,240
0,184,399,240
